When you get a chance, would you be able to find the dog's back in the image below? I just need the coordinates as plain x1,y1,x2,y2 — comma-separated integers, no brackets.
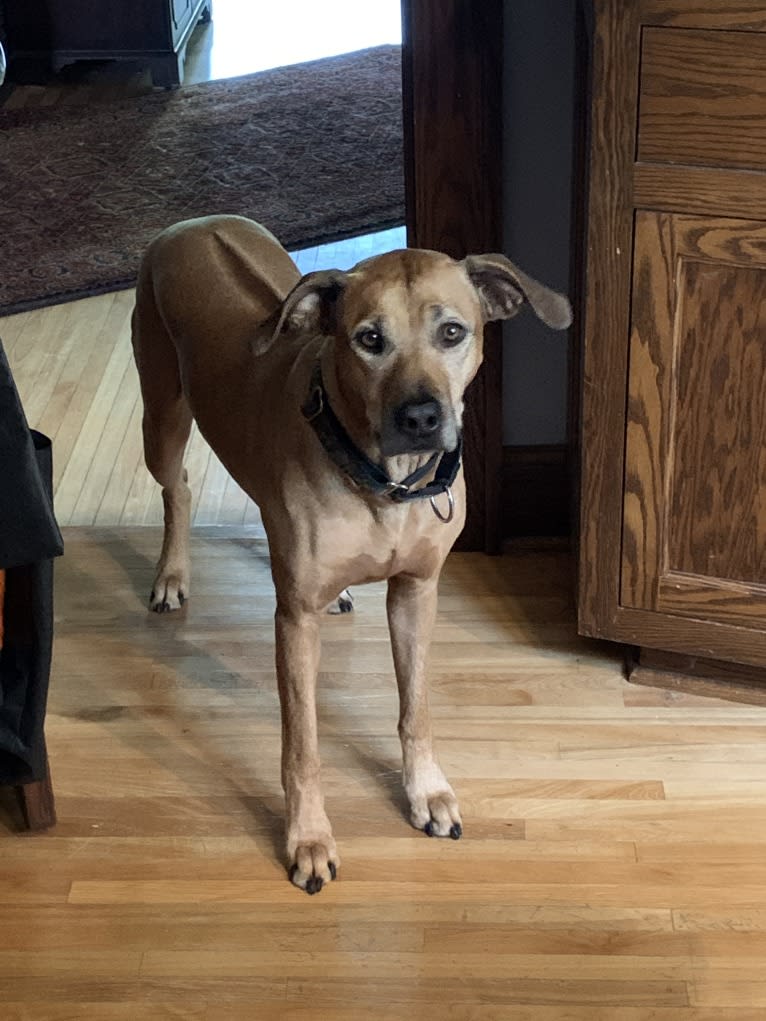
133,214,299,372
132,213,304,497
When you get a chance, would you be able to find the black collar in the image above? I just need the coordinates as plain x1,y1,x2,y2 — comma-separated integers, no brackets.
301,363,462,505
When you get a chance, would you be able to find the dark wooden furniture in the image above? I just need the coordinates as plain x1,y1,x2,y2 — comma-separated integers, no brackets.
401,0,504,553
0,340,63,830
4,0,211,87
579,0,766,686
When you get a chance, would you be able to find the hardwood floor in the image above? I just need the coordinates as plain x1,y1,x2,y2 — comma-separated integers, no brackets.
3,533,766,1015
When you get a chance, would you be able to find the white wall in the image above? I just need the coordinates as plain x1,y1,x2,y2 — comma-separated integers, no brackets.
502,0,576,446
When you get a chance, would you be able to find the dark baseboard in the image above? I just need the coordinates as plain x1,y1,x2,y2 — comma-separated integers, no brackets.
628,647,766,705
501,444,570,539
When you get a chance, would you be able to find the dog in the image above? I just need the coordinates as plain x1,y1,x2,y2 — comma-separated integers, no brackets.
131,214,571,893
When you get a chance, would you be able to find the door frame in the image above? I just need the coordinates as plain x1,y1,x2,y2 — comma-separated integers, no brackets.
400,0,504,553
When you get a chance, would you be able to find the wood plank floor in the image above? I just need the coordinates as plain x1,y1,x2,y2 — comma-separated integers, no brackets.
3,531,766,1016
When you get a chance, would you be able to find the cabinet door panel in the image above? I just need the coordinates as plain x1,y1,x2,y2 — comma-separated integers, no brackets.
622,212,766,629
638,28,766,172
639,1,766,32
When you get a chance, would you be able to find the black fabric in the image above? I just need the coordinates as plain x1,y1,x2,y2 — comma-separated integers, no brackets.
302,363,462,502
0,549,54,784
0,338,61,785
0,340,63,568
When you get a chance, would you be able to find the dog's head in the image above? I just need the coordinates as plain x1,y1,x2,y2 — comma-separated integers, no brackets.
273,248,571,457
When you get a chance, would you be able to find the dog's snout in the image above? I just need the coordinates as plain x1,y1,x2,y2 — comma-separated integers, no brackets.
395,397,442,440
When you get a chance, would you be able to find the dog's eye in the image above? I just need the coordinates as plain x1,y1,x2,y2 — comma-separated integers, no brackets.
439,322,467,347
355,328,386,355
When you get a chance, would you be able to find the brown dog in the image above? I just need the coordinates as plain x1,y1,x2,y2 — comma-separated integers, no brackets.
131,214,571,893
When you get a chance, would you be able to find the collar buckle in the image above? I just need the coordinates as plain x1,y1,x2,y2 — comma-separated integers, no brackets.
381,480,410,498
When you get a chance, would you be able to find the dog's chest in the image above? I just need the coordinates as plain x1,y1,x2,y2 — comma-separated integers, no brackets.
323,507,449,586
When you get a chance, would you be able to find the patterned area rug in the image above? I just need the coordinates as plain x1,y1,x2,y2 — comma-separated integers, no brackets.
0,46,403,316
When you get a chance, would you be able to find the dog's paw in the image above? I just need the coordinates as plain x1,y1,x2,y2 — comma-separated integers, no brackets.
288,841,339,895
408,767,461,837
149,571,189,613
419,793,463,840
326,589,354,615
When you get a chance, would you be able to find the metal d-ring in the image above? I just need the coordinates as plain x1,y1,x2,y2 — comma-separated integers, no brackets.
430,485,455,524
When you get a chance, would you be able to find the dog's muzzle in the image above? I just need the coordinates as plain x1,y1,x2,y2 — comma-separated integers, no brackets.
381,395,457,457
301,363,461,521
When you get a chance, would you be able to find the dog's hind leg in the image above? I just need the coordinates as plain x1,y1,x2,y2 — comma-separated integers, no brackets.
131,279,193,613
148,455,192,613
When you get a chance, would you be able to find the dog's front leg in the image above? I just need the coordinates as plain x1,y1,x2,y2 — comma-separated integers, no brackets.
275,604,338,893
387,573,462,839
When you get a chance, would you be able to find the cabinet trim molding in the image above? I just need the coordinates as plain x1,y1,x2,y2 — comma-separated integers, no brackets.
577,0,641,636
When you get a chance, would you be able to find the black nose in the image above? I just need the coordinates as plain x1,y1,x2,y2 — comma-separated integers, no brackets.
395,398,442,439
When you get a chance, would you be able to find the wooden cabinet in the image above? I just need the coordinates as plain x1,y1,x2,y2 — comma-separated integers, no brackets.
4,0,211,87
579,0,766,681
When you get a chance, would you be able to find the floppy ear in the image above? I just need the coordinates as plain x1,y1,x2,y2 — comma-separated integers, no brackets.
266,269,349,346
462,254,572,330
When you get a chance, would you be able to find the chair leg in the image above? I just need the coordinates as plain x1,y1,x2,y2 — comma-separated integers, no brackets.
16,761,56,831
